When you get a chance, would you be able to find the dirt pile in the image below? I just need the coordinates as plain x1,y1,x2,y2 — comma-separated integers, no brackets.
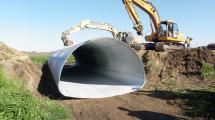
1,61,43,95
140,49,215,90
141,49,215,78
0,42,42,96
0,42,29,61
164,49,215,74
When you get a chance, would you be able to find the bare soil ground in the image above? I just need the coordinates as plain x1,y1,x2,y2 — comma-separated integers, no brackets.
1,42,214,120
64,91,188,120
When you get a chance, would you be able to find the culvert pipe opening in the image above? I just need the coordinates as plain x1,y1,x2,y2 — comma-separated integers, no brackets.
48,38,145,98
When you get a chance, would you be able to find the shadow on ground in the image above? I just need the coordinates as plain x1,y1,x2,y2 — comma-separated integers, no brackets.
37,63,71,100
133,90,215,119
118,107,186,120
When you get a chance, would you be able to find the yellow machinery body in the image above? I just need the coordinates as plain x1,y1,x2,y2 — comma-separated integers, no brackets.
145,20,184,44
123,0,185,46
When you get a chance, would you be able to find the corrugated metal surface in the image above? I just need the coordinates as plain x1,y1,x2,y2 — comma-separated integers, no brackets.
48,37,145,98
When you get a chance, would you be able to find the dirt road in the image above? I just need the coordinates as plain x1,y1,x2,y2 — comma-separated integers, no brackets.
62,90,188,120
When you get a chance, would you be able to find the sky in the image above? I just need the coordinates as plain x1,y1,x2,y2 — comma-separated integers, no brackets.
0,0,214,52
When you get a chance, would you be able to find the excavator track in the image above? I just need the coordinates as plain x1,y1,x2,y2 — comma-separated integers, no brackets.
155,42,183,52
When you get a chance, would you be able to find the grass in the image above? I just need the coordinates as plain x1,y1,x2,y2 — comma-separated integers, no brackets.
152,88,215,119
66,55,75,64
30,55,75,64
0,65,72,120
170,89,215,119
30,56,49,64
201,62,215,80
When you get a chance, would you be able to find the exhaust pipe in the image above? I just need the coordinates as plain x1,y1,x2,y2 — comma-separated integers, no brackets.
48,37,145,98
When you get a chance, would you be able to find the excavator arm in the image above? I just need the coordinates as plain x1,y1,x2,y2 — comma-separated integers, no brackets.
62,20,120,46
123,0,161,35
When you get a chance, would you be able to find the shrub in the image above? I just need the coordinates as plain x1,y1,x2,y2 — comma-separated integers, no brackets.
201,62,215,80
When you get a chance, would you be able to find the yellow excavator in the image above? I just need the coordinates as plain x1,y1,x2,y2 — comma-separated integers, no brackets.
123,0,185,51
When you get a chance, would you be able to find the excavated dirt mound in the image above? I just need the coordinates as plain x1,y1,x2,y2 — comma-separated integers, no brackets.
0,42,42,96
164,49,215,74
141,49,215,81
1,61,42,96
137,49,215,92
0,42,29,61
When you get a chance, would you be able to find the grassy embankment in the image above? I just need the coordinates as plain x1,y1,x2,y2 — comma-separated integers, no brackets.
0,65,72,120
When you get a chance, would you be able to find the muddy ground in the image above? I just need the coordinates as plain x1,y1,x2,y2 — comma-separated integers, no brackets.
1,42,215,120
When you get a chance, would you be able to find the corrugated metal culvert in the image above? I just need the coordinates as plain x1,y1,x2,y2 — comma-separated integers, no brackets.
48,37,145,98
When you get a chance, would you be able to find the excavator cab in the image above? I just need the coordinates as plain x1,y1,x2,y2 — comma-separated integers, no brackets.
157,20,184,43
159,20,178,39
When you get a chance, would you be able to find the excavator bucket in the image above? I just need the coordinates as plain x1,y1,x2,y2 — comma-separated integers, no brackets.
48,37,145,98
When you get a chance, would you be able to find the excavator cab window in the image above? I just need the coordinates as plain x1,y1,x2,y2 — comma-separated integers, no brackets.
168,22,179,38
159,21,179,38
159,22,168,37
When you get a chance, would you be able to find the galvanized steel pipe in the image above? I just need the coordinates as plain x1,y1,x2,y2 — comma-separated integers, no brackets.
48,37,145,98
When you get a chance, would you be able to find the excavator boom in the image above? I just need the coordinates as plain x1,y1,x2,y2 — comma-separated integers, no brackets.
62,20,120,46
61,20,135,46
123,0,160,35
